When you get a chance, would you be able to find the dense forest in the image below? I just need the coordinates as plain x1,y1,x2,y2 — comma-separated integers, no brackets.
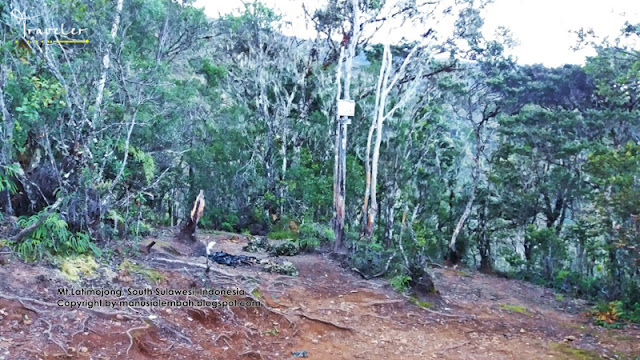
0,0,639,330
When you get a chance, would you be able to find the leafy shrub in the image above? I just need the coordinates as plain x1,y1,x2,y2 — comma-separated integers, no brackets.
390,274,411,293
592,301,626,328
12,212,100,261
298,222,334,251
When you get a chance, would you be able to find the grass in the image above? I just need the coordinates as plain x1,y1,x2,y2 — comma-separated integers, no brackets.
555,294,565,301
267,230,298,240
500,304,531,316
550,342,601,360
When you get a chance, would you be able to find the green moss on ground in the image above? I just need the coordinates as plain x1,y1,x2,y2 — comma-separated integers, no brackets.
120,259,164,284
409,296,434,309
550,342,601,360
500,304,531,316
60,255,99,281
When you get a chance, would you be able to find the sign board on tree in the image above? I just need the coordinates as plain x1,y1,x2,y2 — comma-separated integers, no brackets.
337,100,355,117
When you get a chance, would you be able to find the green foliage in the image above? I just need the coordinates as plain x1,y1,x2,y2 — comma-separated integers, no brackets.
0,163,20,194
389,274,411,293
12,212,100,261
267,230,298,240
298,222,334,251
198,60,227,87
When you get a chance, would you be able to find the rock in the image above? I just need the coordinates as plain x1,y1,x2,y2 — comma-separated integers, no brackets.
104,269,118,282
79,347,88,353
311,339,318,344
564,335,576,342
115,314,124,320
248,223,267,236
520,328,525,333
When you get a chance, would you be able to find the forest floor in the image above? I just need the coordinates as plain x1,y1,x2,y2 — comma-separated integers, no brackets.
0,229,639,359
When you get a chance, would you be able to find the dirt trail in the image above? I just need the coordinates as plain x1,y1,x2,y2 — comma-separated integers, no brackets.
0,231,638,359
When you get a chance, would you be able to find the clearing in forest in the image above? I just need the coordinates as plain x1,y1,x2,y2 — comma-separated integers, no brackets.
0,231,638,359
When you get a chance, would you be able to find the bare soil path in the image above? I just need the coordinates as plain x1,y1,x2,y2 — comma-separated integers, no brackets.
0,231,638,359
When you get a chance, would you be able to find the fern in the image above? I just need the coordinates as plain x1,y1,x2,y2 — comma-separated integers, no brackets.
12,212,100,261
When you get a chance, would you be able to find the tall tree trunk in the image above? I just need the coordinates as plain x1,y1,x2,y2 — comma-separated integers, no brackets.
93,0,124,127
0,66,15,215
449,126,483,263
478,198,492,272
332,0,359,253
367,45,392,238
365,44,419,239
360,45,387,236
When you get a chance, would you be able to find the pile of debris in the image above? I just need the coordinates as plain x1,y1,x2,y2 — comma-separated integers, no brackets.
259,259,299,276
243,236,299,256
206,239,299,276
208,251,257,267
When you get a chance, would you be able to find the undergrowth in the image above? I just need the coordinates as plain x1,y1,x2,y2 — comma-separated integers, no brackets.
11,211,100,261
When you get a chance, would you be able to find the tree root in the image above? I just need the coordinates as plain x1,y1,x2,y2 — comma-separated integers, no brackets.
359,299,403,307
157,318,192,345
239,350,264,359
0,292,135,320
436,341,469,355
153,257,245,279
213,332,235,349
295,312,354,331
42,319,71,357
126,323,151,355
71,315,90,337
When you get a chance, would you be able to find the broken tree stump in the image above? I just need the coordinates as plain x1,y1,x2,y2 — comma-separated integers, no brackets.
178,190,205,242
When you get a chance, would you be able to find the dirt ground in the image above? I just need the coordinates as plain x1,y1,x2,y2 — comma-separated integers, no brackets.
0,230,638,359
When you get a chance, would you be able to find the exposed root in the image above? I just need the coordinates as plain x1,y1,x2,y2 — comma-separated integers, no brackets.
213,332,235,349
0,292,135,320
359,299,403,307
244,294,296,329
153,257,245,278
421,307,475,320
125,323,151,355
71,315,90,337
156,318,193,345
295,312,354,331
239,350,264,359
18,298,44,314
42,319,71,357
436,341,469,355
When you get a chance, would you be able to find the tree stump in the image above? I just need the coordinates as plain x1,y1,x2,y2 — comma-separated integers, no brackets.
178,190,205,242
